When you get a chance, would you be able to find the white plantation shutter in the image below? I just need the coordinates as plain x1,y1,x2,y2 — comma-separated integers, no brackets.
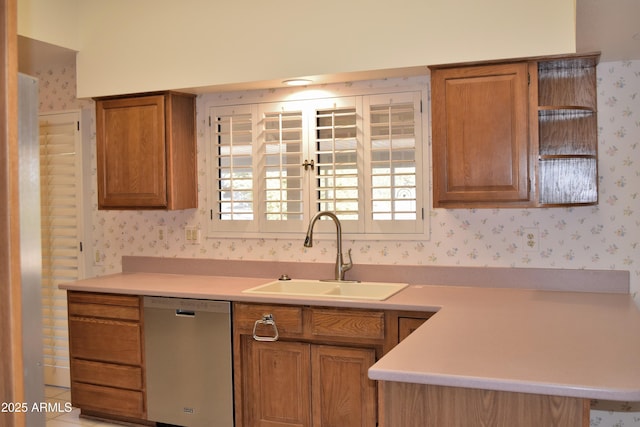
365,93,424,234
260,104,305,232
211,105,258,232
314,107,359,217
39,111,84,387
208,89,428,239
311,97,363,235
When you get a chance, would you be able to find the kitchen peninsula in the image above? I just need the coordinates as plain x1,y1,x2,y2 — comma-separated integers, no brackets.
59,257,640,427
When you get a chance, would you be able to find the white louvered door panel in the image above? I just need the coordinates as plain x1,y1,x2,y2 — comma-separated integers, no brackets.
39,111,84,387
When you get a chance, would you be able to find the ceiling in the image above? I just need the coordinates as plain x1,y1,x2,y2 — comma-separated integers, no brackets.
18,1,640,82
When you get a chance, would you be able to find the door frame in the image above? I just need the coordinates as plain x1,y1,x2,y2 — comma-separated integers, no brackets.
0,0,26,426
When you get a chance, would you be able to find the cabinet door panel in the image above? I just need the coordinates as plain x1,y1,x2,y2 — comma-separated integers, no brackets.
432,63,530,206
312,345,377,427
245,339,311,427
96,95,167,208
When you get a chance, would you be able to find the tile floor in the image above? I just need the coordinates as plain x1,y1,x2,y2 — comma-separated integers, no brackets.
45,386,125,427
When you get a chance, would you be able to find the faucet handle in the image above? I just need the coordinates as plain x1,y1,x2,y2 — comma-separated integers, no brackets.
343,248,353,272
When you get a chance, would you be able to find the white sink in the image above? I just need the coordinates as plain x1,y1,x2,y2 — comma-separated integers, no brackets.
243,279,408,301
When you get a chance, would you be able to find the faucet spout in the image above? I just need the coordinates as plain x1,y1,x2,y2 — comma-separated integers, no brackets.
303,211,353,281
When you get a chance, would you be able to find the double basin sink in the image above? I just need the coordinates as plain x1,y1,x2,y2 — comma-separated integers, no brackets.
243,279,408,301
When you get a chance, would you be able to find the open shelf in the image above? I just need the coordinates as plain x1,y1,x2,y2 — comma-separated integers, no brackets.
536,53,600,206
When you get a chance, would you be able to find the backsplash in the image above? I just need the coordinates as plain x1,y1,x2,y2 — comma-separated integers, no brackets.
32,59,640,426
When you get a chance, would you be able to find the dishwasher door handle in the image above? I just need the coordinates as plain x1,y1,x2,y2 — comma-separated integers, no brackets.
253,314,279,342
175,309,196,317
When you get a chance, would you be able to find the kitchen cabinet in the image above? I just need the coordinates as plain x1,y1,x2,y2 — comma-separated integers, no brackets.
233,303,386,427
233,303,435,427
67,291,147,423
430,52,600,208
95,91,197,210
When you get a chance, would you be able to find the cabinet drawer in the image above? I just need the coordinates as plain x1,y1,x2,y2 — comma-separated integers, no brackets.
234,303,304,336
69,317,142,365
71,382,144,419
72,359,143,390
68,292,140,321
309,308,384,340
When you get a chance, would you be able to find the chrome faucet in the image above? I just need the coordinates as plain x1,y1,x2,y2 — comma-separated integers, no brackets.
303,211,353,282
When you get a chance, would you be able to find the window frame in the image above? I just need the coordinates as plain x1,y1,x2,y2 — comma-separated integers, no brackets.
206,82,430,241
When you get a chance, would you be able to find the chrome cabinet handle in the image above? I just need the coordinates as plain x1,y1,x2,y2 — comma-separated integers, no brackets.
253,314,279,342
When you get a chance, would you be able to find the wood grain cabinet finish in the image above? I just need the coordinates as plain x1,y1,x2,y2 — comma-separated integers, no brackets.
233,303,436,427
431,62,531,207
233,303,389,427
430,52,600,208
95,91,197,210
67,291,147,422
383,382,589,427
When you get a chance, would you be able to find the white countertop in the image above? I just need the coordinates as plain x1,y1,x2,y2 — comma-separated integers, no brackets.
60,272,640,401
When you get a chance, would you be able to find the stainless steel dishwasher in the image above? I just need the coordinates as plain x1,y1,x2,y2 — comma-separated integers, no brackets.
144,297,233,427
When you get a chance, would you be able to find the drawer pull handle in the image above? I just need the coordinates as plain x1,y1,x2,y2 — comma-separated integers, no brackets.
253,314,279,342
176,309,195,317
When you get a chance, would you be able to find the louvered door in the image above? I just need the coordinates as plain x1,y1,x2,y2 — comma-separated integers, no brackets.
39,111,85,387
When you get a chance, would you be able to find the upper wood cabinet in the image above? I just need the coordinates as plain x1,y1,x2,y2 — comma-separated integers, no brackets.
430,52,600,208
95,92,197,210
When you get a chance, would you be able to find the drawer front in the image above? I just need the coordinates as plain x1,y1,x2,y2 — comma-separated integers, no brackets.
68,291,140,307
309,308,384,340
71,382,144,419
69,317,142,365
72,359,143,390
234,303,303,336
68,301,140,321
68,292,140,321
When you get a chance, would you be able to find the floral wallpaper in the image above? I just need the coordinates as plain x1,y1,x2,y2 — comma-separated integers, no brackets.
31,59,640,426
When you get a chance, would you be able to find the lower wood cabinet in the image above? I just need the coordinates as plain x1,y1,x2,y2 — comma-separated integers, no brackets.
243,339,376,427
65,294,435,426
67,291,147,423
233,303,434,427
234,303,386,427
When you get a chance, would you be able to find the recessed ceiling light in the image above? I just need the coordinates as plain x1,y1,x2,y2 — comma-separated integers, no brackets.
283,79,312,86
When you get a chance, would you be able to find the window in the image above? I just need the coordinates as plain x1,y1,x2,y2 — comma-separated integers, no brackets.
208,88,427,240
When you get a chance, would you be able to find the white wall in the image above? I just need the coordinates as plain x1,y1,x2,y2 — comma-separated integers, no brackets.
17,0,80,50
20,0,577,97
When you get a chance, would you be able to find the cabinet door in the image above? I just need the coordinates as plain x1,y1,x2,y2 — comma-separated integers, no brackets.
244,339,312,427
311,345,377,427
96,95,168,208
431,63,530,207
